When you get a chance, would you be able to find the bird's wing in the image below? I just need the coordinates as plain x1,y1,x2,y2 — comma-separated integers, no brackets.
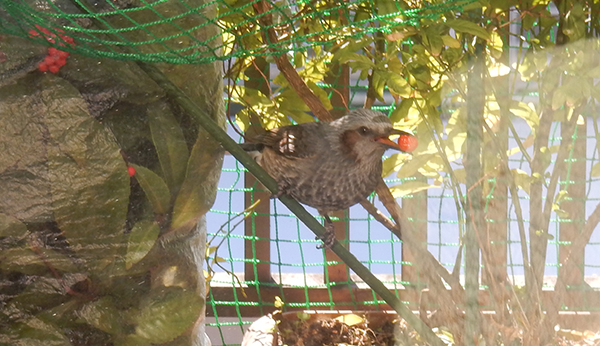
250,122,324,159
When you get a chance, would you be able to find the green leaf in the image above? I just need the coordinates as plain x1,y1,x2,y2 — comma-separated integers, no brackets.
551,85,567,110
555,190,569,204
444,130,466,161
148,102,190,194
133,287,205,343
425,26,444,56
335,314,365,326
371,70,387,102
130,164,171,214
389,181,439,198
335,53,375,72
385,72,411,98
10,276,71,310
10,317,70,346
171,130,224,235
552,204,570,219
125,220,160,270
511,169,531,195
77,297,125,335
396,153,436,179
0,246,78,275
445,19,490,40
382,153,411,177
441,35,461,49
307,81,332,110
390,98,414,123
375,0,402,15
510,101,539,133
36,75,129,271
0,213,28,239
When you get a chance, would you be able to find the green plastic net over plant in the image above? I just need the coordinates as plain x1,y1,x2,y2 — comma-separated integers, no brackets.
0,0,475,64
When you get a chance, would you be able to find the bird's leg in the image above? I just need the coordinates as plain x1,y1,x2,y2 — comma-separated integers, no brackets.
270,181,290,199
316,213,336,249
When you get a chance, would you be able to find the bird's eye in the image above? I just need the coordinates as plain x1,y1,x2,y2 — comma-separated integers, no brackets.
358,126,369,135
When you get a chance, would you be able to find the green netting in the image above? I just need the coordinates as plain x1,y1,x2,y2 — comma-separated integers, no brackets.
3,0,600,345
0,0,474,64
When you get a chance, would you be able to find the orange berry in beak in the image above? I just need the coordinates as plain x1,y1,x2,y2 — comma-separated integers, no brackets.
398,134,418,152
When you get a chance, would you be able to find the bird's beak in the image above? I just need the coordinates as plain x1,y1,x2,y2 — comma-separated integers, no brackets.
374,136,401,150
390,129,414,136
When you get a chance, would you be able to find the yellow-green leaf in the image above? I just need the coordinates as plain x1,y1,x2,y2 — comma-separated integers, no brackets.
148,102,190,194
77,297,125,334
511,169,531,195
382,153,411,177
335,314,364,326
170,131,223,235
389,181,439,198
125,220,160,270
386,73,411,98
445,19,490,40
131,164,171,214
0,213,28,239
591,162,600,177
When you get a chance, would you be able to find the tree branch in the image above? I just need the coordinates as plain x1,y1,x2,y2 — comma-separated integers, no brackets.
253,0,333,122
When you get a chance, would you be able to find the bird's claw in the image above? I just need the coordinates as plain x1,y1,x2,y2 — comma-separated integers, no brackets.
270,182,289,199
316,221,336,249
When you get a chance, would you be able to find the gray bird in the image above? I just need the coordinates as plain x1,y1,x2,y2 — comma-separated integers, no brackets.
241,109,414,248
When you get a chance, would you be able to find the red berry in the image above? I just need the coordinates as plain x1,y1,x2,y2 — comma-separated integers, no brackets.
128,166,136,177
398,134,418,153
60,34,74,44
55,57,67,67
35,25,51,35
44,55,56,65
48,65,60,73
48,47,58,55
38,62,48,72
57,50,70,58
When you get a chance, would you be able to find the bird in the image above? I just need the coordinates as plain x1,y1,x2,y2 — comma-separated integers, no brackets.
241,108,416,248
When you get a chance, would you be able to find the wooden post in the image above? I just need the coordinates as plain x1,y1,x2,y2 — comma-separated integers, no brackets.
482,70,509,320
401,174,428,307
558,121,586,308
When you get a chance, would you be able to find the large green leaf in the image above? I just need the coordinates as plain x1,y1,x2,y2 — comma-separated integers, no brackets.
0,76,54,223
10,276,79,312
9,317,70,346
445,19,490,40
0,246,79,275
148,102,190,195
130,164,171,214
125,220,161,270
77,297,125,335
0,213,28,239
395,153,436,179
170,130,224,236
39,75,130,271
132,287,205,343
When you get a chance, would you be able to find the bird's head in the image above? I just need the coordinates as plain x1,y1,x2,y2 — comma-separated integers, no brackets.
330,109,412,161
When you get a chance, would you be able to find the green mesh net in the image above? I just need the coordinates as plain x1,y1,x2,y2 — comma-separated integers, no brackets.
3,0,600,345
0,0,474,64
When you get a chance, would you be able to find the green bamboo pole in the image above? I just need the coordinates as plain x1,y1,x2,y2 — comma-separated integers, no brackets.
135,61,445,346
